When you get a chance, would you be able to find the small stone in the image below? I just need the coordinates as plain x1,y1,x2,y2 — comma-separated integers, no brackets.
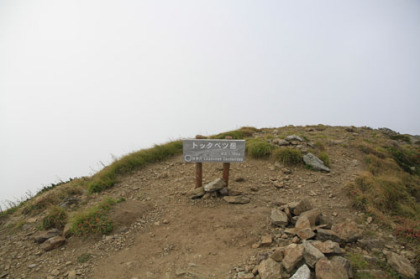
51,269,60,276
270,248,285,262
303,153,330,172
366,217,373,224
290,264,311,279
260,235,273,246
271,208,289,227
332,212,338,217
68,270,77,279
41,236,66,251
384,251,417,279
303,241,325,268
297,228,316,240
204,178,226,192
332,221,362,243
316,229,342,243
237,272,254,279
293,198,314,216
187,187,205,199
28,264,37,269
315,257,348,279
218,187,229,196
258,258,282,279
311,240,342,254
223,195,250,204
252,243,260,249
282,243,304,273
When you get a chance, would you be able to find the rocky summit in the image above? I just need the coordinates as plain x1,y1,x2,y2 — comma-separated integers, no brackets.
0,125,419,279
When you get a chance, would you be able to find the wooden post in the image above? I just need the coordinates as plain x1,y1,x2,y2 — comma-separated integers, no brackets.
195,135,203,188
195,162,202,188
223,136,232,187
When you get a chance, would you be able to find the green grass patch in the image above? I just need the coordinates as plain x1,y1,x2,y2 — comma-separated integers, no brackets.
211,127,258,140
71,197,116,236
272,148,302,166
246,138,274,158
42,206,68,230
318,152,330,167
78,253,92,263
386,146,420,176
88,141,183,193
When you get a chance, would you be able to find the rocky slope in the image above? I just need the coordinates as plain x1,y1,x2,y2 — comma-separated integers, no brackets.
0,125,419,279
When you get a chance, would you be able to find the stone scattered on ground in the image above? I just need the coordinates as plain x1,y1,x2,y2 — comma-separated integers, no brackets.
303,153,330,172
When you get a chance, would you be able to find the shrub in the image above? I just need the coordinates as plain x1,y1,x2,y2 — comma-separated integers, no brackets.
71,197,116,236
42,206,68,230
78,253,91,263
246,139,274,158
272,148,302,166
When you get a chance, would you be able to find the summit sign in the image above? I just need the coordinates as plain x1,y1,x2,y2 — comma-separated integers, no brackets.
183,139,245,163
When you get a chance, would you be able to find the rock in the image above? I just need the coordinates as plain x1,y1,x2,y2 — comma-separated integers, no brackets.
356,270,390,279
204,178,226,192
311,240,342,254
316,229,342,243
223,195,250,204
51,269,60,276
299,208,320,227
28,264,37,269
297,228,316,240
331,256,354,279
318,214,333,229
234,177,246,182
332,221,362,243
33,229,61,244
295,216,311,230
286,135,303,142
384,251,417,279
218,187,229,196
68,270,77,279
258,258,282,279
315,257,348,279
260,235,273,247
41,236,66,251
290,264,311,279
237,272,254,279
292,198,313,216
187,187,205,199
282,243,304,273
59,197,79,209
357,238,385,250
270,248,285,262
270,208,289,227
228,190,243,196
303,240,325,268
63,223,73,238
303,153,330,172
273,139,289,146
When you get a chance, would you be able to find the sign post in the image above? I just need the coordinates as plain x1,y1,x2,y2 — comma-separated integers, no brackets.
183,138,245,188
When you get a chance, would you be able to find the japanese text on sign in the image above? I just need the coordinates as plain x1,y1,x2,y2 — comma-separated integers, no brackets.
183,139,245,163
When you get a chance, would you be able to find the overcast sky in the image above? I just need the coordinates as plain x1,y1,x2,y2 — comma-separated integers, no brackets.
1,0,419,207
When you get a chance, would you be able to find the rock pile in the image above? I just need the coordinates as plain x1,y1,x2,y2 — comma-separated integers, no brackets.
232,198,417,279
187,178,250,204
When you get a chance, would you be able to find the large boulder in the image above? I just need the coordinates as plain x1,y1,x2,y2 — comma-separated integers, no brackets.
33,229,61,244
311,240,342,254
303,153,330,172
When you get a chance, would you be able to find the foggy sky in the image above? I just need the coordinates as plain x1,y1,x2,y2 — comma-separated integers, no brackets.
1,0,420,207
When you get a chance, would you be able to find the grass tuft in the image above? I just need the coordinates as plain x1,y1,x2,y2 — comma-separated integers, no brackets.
42,206,68,230
70,197,116,236
246,138,274,158
88,141,183,193
272,148,302,166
